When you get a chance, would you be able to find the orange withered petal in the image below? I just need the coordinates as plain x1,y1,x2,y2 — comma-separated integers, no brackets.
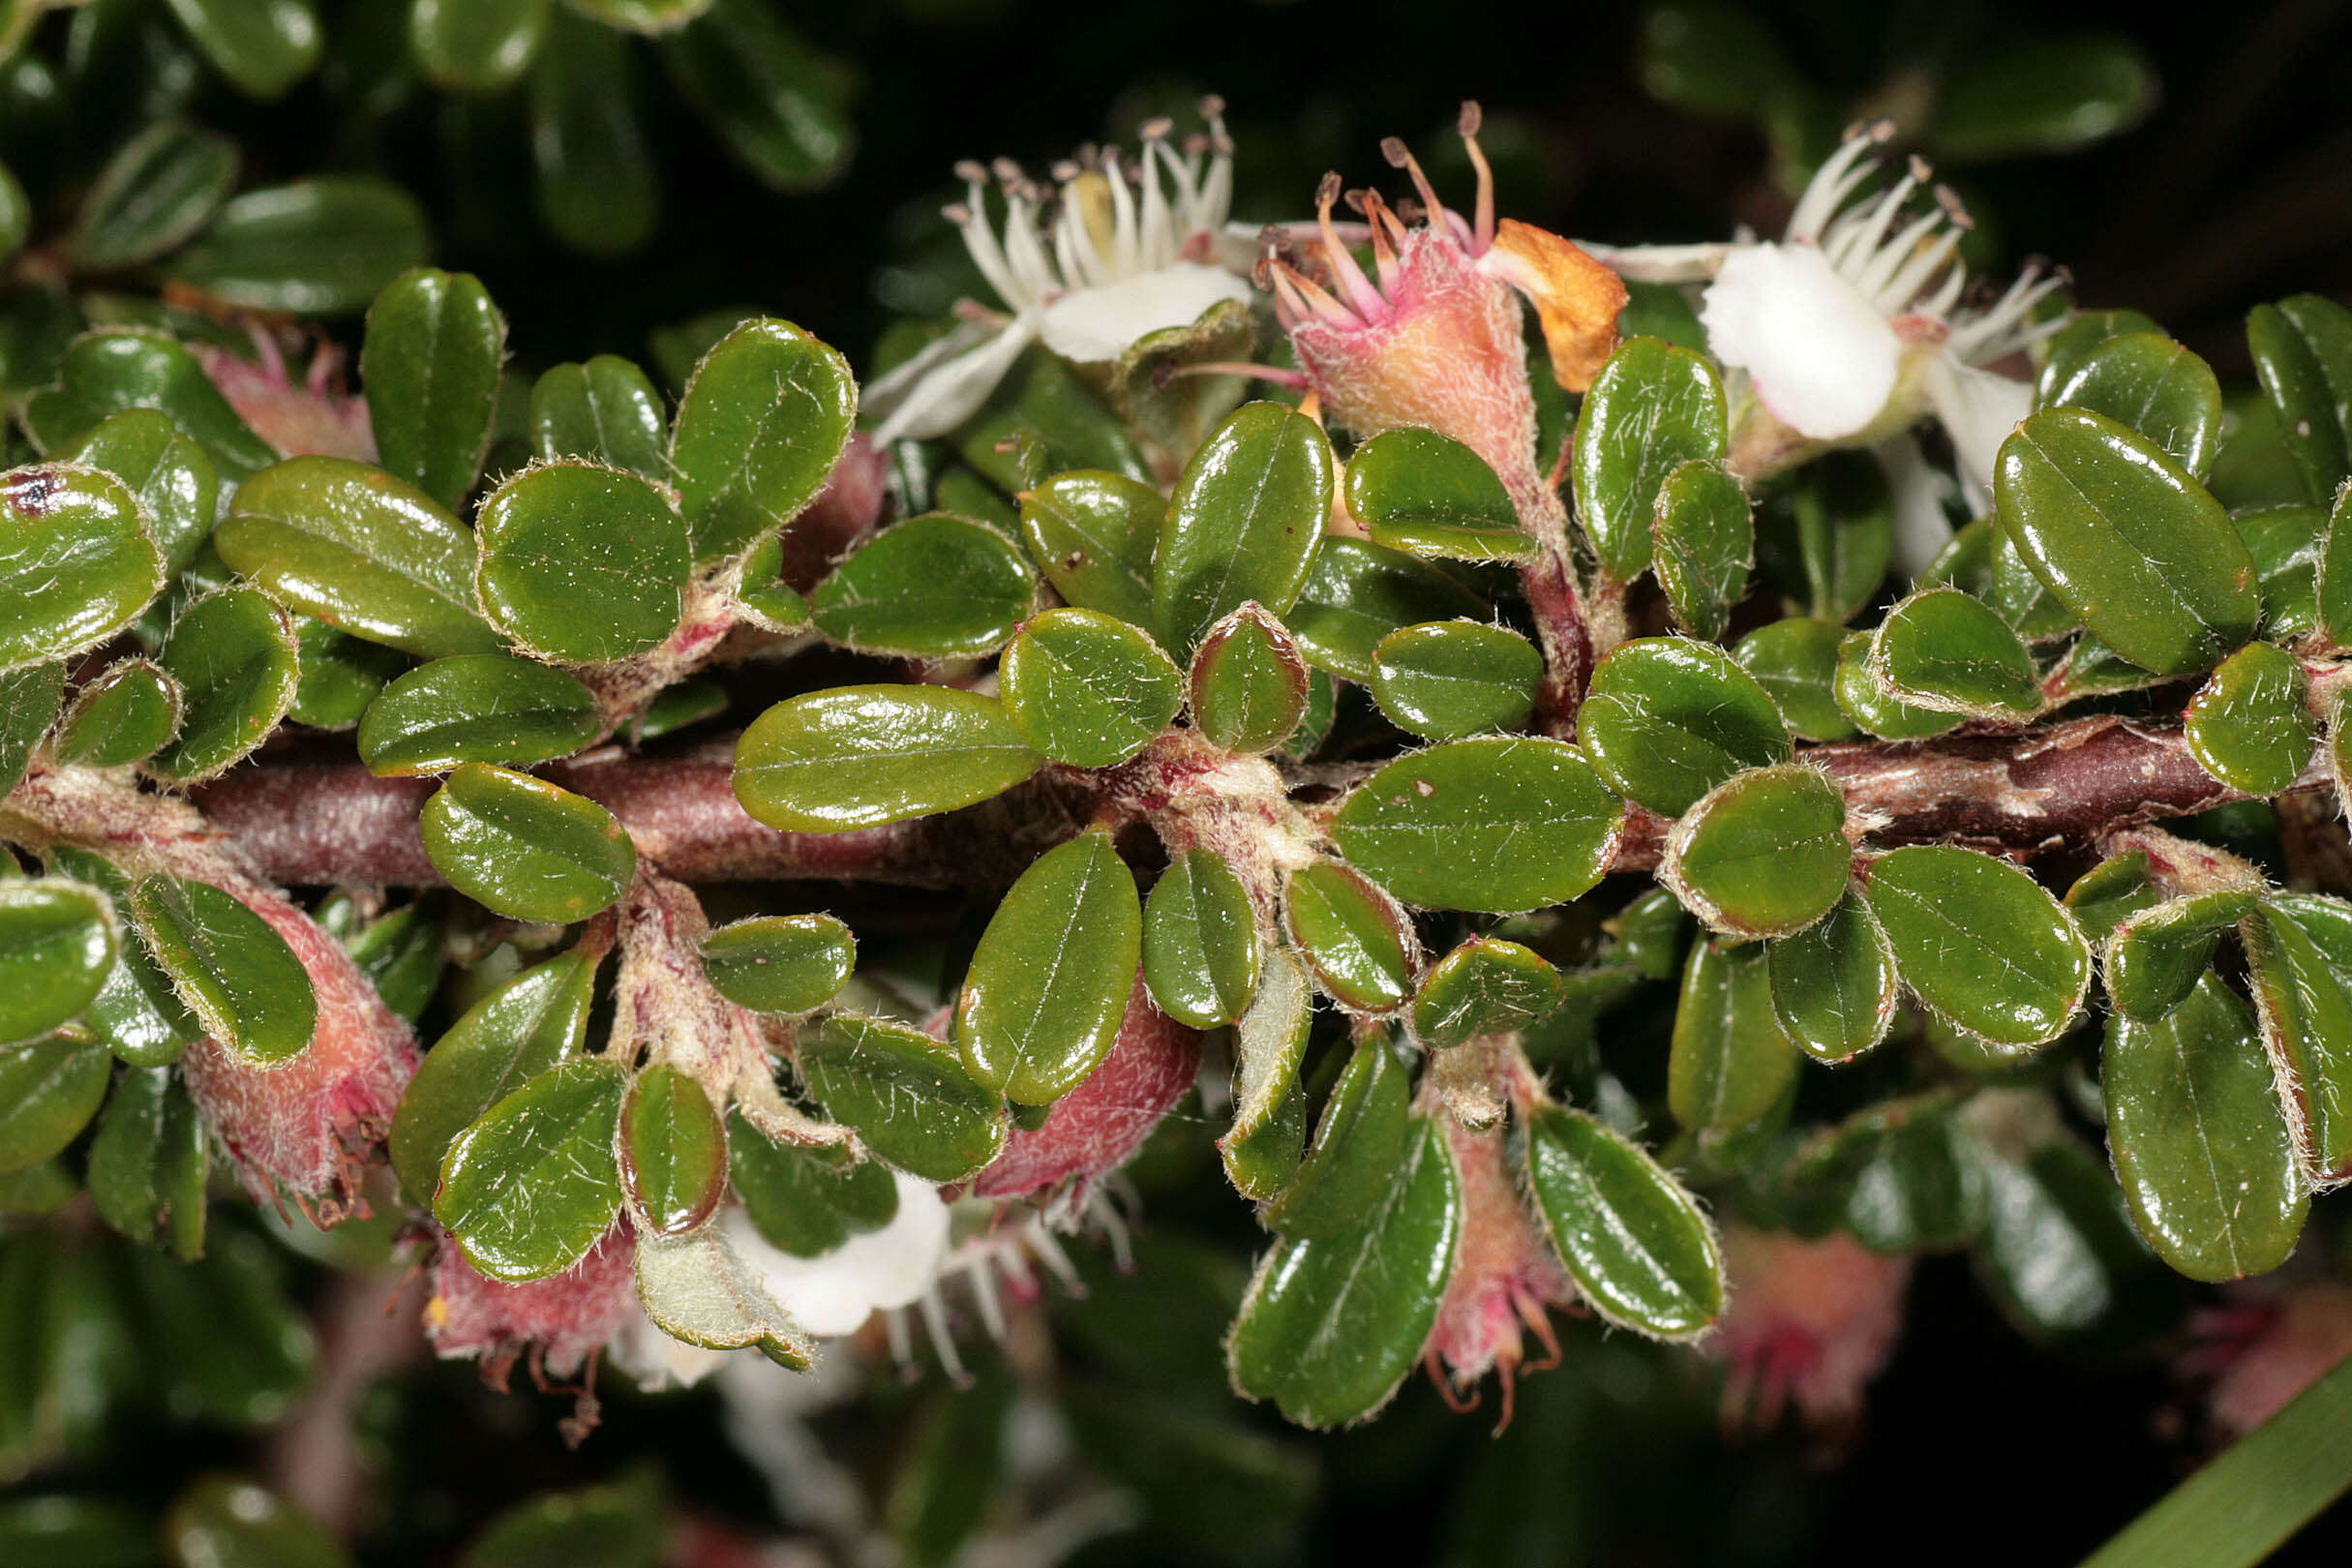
1484,219,1629,393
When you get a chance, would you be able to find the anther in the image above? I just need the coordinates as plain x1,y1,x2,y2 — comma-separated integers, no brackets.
1198,93,1225,118
1379,136,1411,169
1139,115,1173,140
1459,100,1483,137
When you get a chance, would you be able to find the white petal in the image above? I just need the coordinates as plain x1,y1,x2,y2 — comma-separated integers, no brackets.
1701,243,1902,441
1921,352,2033,498
1872,433,1961,578
605,1308,729,1391
1037,261,1251,365
867,319,1040,445
859,317,997,419
726,1172,950,1338
1571,239,1732,284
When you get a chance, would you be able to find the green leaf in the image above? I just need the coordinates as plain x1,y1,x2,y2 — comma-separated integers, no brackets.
2240,894,2352,1181
956,829,1141,1104
2043,330,2222,480
388,948,597,1204
1841,1111,1988,1252
1284,536,1483,680
799,1013,1006,1182
2066,850,2161,943
1261,1035,1408,1239
1332,737,1625,914
734,685,1042,832
2315,482,2352,648
570,0,711,31
164,1479,347,1568
672,317,857,562
1368,619,1540,740
809,513,1033,658
163,0,319,97
999,608,1181,768
1581,636,1790,816
345,902,443,1023
0,1033,110,1178
1732,616,1855,741
72,120,238,270
45,847,198,1068
1411,937,1566,1049
475,462,690,662
151,587,298,782
420,764,636,922
1523,1104,1724,1338
1865,845,2091,1049
2037,311,2168,407
1190,602,1308,753
1227,1112,1461,1429
1571,336,1728,581
1756,449,1891,625
2235,502,2324,643
460,1470,669,1568
730,1116,895,1256
1651,458,1752,641
530,356,667,478
64,408,219,580
127,873,316,1065
86,1065,207,1259
528,8,655,256
1767,892,1898,1063
168,177,430,315
700,914,853,1014
1663,762,1850,938
357,654,601,776
2246,293,2352,506
1834,628,1962,739
1996,407,2256,677
2104,974,2306,1281
1928,34,2156,161
1669,939,1798,1131
0,879,116,1044
363,269,505,512
1870,588,2041,721
408,0,548,92
1141,848,1261,1030
620,1063,726,1236
656,0,853,192
218,456,501,657
1017,469,1161,627
2184,641,2312,797
634,1227,812,1369
1991,520,2078,642
1219,949,1313,1200
54,658,179,768
1975,1138,2165,1348
1344,427,1533,563
0,463,161,674
0,666,60,798
1155,402,1332,655
1283,860,1416,1014
290,620,407,731
437,1059,626,1282
24,329,274,478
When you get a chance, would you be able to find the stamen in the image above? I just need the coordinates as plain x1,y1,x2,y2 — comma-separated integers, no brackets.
1824,169,1918,274
1785,124,1888,245
1360,189,1405,292
1459,100,1495,252
1876,226,1963,313
885,1306,916,1375
1026,1221,1086,1296
1425,1345,1481,1413
1316,171,1386,317
969,1251,1010,1342
953,158,988,184
950,175,1029,315
1101,147,1140,277
1380,135,1452,234
1854,208,1948,302
990,156,1024,187
1265,256,1359,329
918,1286,973,1388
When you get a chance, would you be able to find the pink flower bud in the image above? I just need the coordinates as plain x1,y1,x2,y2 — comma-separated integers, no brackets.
425,1223,639,1387
196,331,377,463
1422,1112,1575,1427
2188,1282,2352,1438
1707,1224,1912,1432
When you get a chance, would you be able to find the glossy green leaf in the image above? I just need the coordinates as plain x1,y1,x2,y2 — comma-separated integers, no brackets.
1283,861,1415,1015
24,330,274,478
621,1064,726,1236
799,1013,1006,1182
734,685,1041,832
571,0,711,30
1344,427,1532,562
409,0,548,92
1929,34,2156,160
809,513,1033,658
730,1117,895,1256
1284,536,1483,680
72,120,238,270
420,764,635,922
999,608,1181,768
731,533,810,633
475,462,690,662
2246,293,2352,506
2105,975,2306,1281
0,1035,109,1175
634,1226,812,1369
700,914,853,1015
2037,310,2168,407
2241,894,2352,1181
530,356,668,479
125,1223,316,1429
1767,892,1898,1063
2314,484,2352,648
436,1058,626,1282
1411,937,1566,1049
362,269,505,511
0,663,60,800
1990,520,2078,643
1581,637,1790,816
388,948,598,1203
64,408,218,580
169,177,431,315
2184,641,2312,797
1975,1137,2164,1348
1155,402,1332,655
1261,1036,1408,1239
1368,620,1540,740
1669,939,1798,1131
1732,616,1855,740
54,659,178,768
1017,469,1162,627
2066,850,2161,942
1219,949,1313,1200
163,0,319,97
1757,449,1892,625
289,620,406,731
344,902,443,1023
1523,1104,1723,1338
357,654,601,776
956,829,1140,1104
1332,737,1624,914
1572,336,1727,581
164,1479,347,1568
127,873,316,1065
1834,628,1961,739
656,0,853,191
1142,848,1261,1030
459,1471,670,1568
1190,602,1308,754
86,1065,206,1260
2234,502,2324,643
2045,331,2222,480
0,879,116,1043
528,9,655,256
1870,588,2041,720
1227,1113,1460,1429
672,317,857,562
1842,1111,1988,1253
1994,407,2257,677
0,463,161,674
1651,458,1752,640
1864,845,2091,1048
1663,762,1850,938
151,587,298,782
43,847,198,1069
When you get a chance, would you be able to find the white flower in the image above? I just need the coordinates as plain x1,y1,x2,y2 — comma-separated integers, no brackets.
862,100,1252,446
